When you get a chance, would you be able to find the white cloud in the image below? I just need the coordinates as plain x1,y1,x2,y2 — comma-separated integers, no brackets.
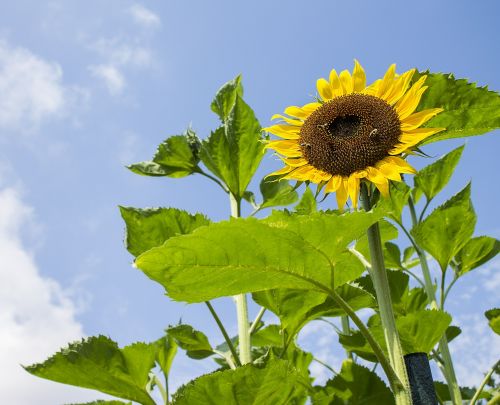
89,64,125,95
0,186,96,404
91,37,154,68
128,4,161,29
0,40,65,131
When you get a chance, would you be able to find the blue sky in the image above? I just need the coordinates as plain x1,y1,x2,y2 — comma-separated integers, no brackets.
0,1,499,403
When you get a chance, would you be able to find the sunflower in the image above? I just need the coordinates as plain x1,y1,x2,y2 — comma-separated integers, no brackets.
265,61,445,209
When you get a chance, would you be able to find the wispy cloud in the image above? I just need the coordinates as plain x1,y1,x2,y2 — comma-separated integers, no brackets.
128,4,161,29
0,40,64,131
89,64,126,95
0,185,96,404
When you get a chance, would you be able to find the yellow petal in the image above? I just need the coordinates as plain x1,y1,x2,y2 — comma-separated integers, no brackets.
385,69,415,105
374,178,390,197
284,164,315,181
376,161,402,181
329,69,343,97
395,75,427,119
362,79,381,96
282,157,308,167
267,165,292,177
317,78,333,101
325,175,342,193
366,166,387,184
336,178,349,209
266,140,302,156
376,64,396,99
339,69,353,94
347,174,361,208
301,102,322,113
284,106,310,119
401,108,443,131
263,124,300,139
384,156,416,174
270,114,304,126
398,127,446,147
352,60,366,92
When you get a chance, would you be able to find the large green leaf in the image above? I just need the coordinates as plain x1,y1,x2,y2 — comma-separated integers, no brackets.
453,236,500,276
413,72,500,145
67,401,132,405
259,177,299,210
136,210,382,302
414,145,464,201
211,75,244,122
312,359,394,405
411,184,476,271
200,96,264,199
253,284,375,341
119,206,210,257
167,325,214,359
25,336,156,405
340,310,450,361
171,359,310,405
485,308,500,335
128,131,201,178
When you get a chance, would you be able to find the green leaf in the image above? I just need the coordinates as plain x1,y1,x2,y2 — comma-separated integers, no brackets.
211,75,244,121
414,145,464,201
252,325,283,347
66,401,132,405
312,359,394,405
453,236,500,276
253,284,375,340
485,309,500,335
445,325,462,343
119,206,210,257
200,96,264,198
354,220,399,268
411,184,476,271
167,325,214,359
136,210,382,302
154,334,177,377
128,132,202,178
412,72,500,145
434,382,490,401
24,336,156,405
294,187,317,214
171,359,309,405
259,177,299,210
340,310,450,361
376,181,411,221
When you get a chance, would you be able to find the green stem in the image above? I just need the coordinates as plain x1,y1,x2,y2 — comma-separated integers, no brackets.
469,360,499,405
360,183,412,405
230,192,252,365
328,287,403,394
249,307,266,335
205,301,241,367
408,196,462,405
197,169,229,193
313,357,338,375
150,373,167,405
341,316,353,360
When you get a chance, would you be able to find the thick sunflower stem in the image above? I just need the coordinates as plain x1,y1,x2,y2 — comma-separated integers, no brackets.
408,197,463,405
360,184,413,405
229,192,251,365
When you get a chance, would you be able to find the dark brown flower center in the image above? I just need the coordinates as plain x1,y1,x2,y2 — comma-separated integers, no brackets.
299,94,401,176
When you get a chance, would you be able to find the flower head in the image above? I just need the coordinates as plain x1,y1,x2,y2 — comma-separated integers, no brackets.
265,61,444,208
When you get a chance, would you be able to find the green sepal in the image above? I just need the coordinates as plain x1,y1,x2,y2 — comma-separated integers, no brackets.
24,336,157,405
119,206,210,257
